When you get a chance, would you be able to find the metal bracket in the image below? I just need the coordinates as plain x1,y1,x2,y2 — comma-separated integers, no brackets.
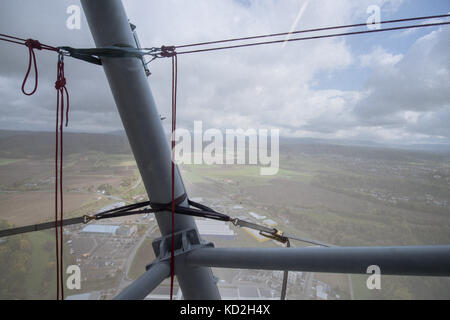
146,228,214,271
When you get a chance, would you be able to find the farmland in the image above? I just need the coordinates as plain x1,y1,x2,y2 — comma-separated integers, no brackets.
0,130,449,299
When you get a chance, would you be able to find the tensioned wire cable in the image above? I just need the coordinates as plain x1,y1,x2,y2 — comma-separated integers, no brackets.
173,14,450,49
36,14,450,63
174,21,450,55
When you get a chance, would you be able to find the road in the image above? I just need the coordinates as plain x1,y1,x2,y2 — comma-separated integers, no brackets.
116,223,158,293
302,272,315,299
130,177,142,191
347,274,354,300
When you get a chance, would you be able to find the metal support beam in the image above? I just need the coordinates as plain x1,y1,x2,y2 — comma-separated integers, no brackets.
81,0,220,300
115,261,170,300
185,246,450,276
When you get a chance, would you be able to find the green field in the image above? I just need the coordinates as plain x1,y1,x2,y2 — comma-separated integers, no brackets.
0,228,71,300
0,158,20,166
25,231,72,299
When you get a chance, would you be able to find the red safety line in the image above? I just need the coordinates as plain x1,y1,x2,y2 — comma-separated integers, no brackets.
1,34,70,299
21,40,42,95
170,53,178,301
55,55,69,300
55,87,60,300
59,85,64,300
0,35,58,96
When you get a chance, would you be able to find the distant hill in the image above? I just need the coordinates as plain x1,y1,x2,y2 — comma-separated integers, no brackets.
0,130,131,159
280,139,449,163
279,136,450,155
0,129,448,162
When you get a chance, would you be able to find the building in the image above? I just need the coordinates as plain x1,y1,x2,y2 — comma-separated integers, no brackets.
195,219,235,239
96,202,126,214
272,270,303,284
66,291,101,300
116,225,137,236
220,286,279,300
81,224,120,235
248,212,266,220
263,219,278,227
316,281,330,300
145,286,278,300
145,287,183,300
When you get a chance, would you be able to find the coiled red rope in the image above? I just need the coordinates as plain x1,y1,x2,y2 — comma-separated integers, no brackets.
0,35,58,95
21,39,42,95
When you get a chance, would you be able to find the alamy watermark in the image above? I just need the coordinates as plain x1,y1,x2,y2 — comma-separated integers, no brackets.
366,265,381,290
66,265,81,290
173,121,279,176
66,5,81,30
367,5,381,30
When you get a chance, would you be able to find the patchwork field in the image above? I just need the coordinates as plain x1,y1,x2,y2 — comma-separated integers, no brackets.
1,131,449,299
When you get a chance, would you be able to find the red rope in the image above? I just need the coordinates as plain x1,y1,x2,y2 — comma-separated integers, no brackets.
21,40,42,95
55,53,69,300
54,87,60,300
170,53,178,301
0,34,66,300
0,35,57,96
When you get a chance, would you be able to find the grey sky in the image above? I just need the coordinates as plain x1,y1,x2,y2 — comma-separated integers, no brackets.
0,0,449,144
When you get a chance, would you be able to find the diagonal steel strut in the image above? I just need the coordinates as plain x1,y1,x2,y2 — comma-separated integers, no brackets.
80,0,220,300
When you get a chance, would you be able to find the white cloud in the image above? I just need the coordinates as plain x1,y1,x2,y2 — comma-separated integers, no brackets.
355,27,450,118
360,47,403,68
2,0,449,145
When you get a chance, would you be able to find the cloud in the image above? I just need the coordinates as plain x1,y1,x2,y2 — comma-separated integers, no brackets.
355,26,450,123
360,47,403,68
2,0,449,145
